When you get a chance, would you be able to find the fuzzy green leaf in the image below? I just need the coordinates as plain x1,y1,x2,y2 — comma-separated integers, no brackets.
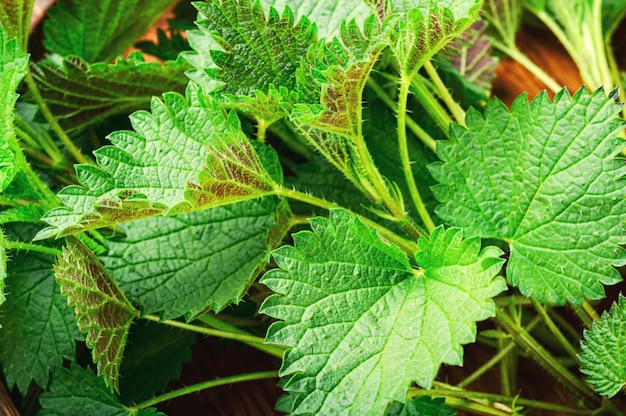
43,0,173,63
260,0,373,38
31,52,189,132
39,364,164,416
388,0,482,79
291,16,393,202
430,87,626,305
118,321,195,404
37,83,279,240
260,210,505,415
0,0,34,50
0,24,28,193
386,396,456,416
579,295,626,397
0,242,82,394
102,198,280,319
55,237,139,392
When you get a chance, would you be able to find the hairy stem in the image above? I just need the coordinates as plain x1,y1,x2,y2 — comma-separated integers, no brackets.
131,370,279,410
531,298,579,360
4,241,62,256
410,76,453,137
423,60,465,125
397,76,436,233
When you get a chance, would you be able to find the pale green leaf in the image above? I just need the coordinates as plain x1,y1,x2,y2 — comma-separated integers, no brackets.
260,210,505,415
39,364,164,416
0,24,28,192
43,0,173,63
102,198,281,319
55,237,139,392
31,52,189,132
0,0,34,50
388,0,482,79
0,237,82,394
260,0,373,38
430,87,626,305
118,320,195,404
37,83,279,240
579,295,626,397
386,396,456,416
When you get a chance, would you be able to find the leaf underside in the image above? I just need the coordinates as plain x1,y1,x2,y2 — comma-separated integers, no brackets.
430,87,626,305
55,238,138,392
261,210,505,415
579,295,626,397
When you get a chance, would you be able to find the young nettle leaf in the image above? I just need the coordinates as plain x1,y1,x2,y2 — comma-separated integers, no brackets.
386,396,455,416
0,0,34,50
39,364,164,416
292,16,393,202
388,0,482,79
260,210,505,415
102,198,281,319
579,295,626,397
37,83,280,239
31,52,189,132
0,243,82,394
430,87,626,305
43,0,174,63
0,25,28,193
55,237,139,392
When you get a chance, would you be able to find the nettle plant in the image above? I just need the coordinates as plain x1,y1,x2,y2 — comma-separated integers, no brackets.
1,0,626,414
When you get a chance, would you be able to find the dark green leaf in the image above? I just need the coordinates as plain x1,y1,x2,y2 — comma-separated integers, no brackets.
32,52,189,132
39,364,164,416
43,0,173,63
386,396,456,416
0,0,34,50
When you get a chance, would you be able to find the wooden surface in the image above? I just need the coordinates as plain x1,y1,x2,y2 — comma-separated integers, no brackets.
3,3,624,416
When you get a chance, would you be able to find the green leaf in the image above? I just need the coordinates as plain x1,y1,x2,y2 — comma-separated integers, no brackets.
386,396,456,416
0,0,34,50
39,364,164,416
579,295,626,397
55,237,139,392
118,320,195,404
31,52,189,132
0,24,28,192
259,0,373,39
260,210,505,415
601,0,626,39
37,83,279,240
0,230,6,313
0,239,82,394
430,87,626,305
43,0,173,63
388,0,482,79
102,198,280,319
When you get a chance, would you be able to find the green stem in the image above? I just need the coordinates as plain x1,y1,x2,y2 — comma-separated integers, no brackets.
196,314,285,358
531,298,579,360
423,60,465,125
494,309,599,406
491,39,561,94
4,241,62,256
410,76,453,136
413,383,596,415
397,76,436,233
366,78,437,153
256,117,268,143
131,370,279,410
24,68,91,165
571,300,599,329
143,314,268,346
439,396,512,416
277,187,420,254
